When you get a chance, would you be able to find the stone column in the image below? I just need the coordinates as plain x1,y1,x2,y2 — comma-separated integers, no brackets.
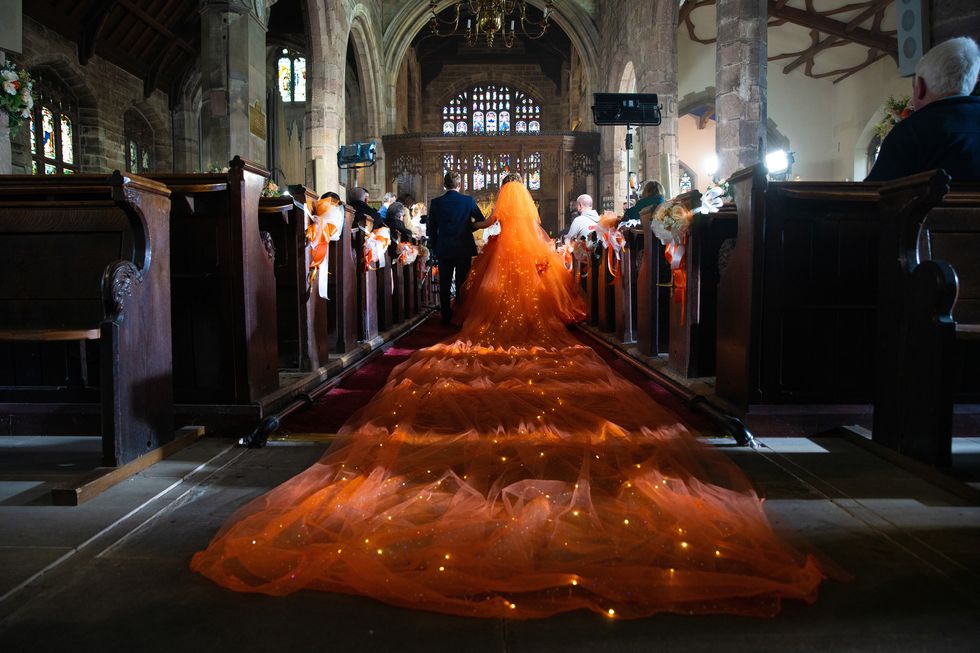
715,0,767,179
640,0,680,197
199,0,269,167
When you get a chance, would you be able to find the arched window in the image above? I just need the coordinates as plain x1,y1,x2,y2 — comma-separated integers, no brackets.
277,49,307,103
678,161,695,193
441,85,541,135
124,109,154,174
522,152,541,191
28,73,78,175
867,133,882,175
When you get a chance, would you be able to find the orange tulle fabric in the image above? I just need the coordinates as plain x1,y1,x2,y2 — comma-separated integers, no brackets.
191,181,823,619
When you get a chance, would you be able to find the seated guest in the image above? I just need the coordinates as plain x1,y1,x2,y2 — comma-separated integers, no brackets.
378,192,396,219
319,191,342,202
564,194,601,241
623,181,665,222
866,37,980,182
384,202,415,240
348,187,385,228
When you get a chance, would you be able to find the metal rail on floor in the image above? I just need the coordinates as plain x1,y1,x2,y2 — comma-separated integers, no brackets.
239,312,436,448
573,326,758,448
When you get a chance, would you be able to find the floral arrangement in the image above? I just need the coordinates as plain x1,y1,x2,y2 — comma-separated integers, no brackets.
874,95,912,140
261,180,281,198
1,60,34,130
397,242,419,266
651,200,693,247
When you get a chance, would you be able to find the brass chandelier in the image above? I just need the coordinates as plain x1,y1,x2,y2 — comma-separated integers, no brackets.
428,1,555,48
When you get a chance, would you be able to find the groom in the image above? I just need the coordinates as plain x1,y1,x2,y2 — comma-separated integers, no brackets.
428,171,485,324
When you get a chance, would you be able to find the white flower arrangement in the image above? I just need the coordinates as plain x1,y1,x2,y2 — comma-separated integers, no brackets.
0,60,34,130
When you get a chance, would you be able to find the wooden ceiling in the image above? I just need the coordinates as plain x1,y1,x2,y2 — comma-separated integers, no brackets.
681,0,899,83
24,0,201,99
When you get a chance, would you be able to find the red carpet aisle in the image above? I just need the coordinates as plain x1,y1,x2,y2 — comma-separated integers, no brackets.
282,317,715,437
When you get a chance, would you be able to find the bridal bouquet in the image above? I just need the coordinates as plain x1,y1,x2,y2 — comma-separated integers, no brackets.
874,95,912,140
1,60,34,130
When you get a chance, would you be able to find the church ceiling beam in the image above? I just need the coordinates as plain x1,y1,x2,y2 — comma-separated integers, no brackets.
116,0,197,55
78,1,120,65
766,0,896,56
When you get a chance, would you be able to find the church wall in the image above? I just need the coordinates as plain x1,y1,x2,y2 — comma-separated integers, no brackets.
676,7,909,186
11,17,172,175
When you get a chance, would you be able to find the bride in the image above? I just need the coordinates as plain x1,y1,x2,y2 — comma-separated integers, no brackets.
192,175,823,619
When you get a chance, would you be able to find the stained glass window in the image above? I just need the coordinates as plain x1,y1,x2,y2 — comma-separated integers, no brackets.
525,153,541,191
679,171,692,194
455,122,467,134
293,57,307,102
441,85,541,135
60,116,73,164
124,108,154,175
443,121,455,134
529,120,540,134
472,154,486,191
29,73,79,175
42,107,56,159
276,49,307,103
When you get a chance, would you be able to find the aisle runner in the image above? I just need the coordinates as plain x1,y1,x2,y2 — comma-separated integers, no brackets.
282,317,714,436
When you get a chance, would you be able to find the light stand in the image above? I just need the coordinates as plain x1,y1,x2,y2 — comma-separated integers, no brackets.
624,124,633,211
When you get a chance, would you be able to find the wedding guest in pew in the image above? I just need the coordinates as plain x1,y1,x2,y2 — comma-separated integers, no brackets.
320,191,341,202
348,187,383,228
564,194,601,241
378,192,396,219
383,201,415,241
866,36,980,182
623,180,665,223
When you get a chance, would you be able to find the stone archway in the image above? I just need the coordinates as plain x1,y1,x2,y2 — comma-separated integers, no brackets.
382,0,600,136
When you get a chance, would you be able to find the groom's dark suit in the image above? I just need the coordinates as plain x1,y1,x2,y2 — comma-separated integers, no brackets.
428,189,485,323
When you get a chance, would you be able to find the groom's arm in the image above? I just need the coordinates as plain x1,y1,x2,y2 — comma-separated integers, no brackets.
469,198,485,231
428,201,439,249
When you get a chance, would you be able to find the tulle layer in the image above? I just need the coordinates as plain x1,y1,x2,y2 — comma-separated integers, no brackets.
191,182,823,618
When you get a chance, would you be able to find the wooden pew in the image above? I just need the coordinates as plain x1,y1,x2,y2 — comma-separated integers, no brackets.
258,185,330,372
716,165,882,411
667,192,738,378
615,229,638,344
146,157,279,412
874,171,980,466
633,214,672,357
377,238,396,332
353,215,379,343
0,172,173,466
327,204,358,354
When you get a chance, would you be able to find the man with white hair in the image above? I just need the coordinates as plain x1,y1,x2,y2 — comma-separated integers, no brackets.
564,194,601,241
867,36,980,181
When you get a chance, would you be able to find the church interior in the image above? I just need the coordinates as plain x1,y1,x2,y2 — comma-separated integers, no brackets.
1,0,979,650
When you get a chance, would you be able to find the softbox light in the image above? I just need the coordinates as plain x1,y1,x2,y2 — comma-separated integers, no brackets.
591,93,661,126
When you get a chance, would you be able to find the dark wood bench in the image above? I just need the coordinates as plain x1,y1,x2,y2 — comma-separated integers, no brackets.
146,157,279,416
716,165,882,411
874,171,980,466
327,204,358,354
0,172,173,466
258,186,331,371
353,215,379,343
667,192,738,378
632,213,674,358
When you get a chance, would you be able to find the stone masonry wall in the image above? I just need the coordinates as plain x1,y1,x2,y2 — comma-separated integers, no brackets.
11,17,172,175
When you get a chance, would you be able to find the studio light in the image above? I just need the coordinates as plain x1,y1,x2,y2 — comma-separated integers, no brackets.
704,155,719,177
765,150,790,175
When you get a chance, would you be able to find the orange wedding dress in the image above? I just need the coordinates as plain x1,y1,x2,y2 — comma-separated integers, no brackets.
191,181,823,619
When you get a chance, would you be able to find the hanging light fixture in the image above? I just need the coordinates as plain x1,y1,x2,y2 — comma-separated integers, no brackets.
428,1,555,48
